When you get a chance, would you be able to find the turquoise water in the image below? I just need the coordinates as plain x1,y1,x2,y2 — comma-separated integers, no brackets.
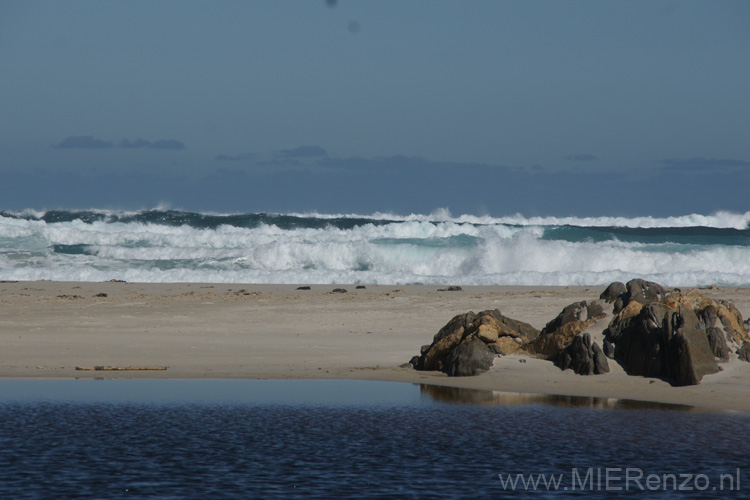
2,209,750,285
0,380,747,499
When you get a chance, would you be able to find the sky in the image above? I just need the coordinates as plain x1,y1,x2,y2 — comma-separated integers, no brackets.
1,0,749,216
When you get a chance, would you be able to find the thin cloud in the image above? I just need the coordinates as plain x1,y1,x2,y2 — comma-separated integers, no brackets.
565,154,598,162
257,158,302,167
215,153,255,162
150,139,186,150
316,155,514,175
658,157,750,171
276,145,328,158
119,139,152,149
53,135,113,149
121,138,186,150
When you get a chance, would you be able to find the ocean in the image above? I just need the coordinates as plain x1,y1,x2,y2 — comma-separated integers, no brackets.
0,380,747,499
1,208,749,286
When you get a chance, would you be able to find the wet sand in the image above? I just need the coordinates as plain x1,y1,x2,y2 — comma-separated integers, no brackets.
1,281,749,411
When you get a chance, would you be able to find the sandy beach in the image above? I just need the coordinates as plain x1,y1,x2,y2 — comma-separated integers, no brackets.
1,280,749,411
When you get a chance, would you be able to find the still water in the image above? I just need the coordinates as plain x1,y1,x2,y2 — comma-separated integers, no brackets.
0,380,747,499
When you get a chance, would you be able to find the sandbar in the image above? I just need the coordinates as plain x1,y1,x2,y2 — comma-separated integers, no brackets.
1,281,749,411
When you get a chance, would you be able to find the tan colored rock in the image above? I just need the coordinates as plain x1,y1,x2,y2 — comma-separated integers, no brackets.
413,308,539,375
488,336,524,355
524,301,607,360
421,329,465,371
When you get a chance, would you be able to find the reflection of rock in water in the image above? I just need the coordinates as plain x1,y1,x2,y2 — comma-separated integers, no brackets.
419,384,697,411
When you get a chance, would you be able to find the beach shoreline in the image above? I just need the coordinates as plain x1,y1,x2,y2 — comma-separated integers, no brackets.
2,280,749,411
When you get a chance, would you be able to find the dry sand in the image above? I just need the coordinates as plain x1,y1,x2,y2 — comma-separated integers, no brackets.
1,280,749,411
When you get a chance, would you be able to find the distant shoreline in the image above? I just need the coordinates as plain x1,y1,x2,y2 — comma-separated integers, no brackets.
2,281,749,411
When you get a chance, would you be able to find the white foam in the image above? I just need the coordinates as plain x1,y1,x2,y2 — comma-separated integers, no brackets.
287,209,750,229
1,211,749,286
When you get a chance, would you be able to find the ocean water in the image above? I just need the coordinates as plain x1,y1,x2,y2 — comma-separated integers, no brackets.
0,380,747,499
1,208,749,286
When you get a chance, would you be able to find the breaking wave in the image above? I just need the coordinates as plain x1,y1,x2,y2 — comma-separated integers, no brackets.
1,209,749,286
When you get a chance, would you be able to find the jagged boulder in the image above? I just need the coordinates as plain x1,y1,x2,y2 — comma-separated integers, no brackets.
412,309,539,376
601,281,749,368
556,332,610,375
626,278,667,305
684,293,749,350
444,338,496,376
706,327,730,362
609,279,667,313
417,312,477,372
524,301,606,360
603,339,616,359
738,342,750,362
599,281,626,303
604,301,720,386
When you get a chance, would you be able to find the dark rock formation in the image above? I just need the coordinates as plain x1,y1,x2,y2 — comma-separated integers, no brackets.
625,278,667,306
599,281,626,303
444,338,495,376
706,327,730,362
609,279,667,314
603,339,615,359
524,301,606,360
602,280,750,376
738,342,750,362
691,296,748,348
556,332,610,375
331,288,347,293
437,286,463,292
412,309,539,376
604,300,720,386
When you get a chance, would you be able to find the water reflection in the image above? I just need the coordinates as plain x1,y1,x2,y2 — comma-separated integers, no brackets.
419,384,699,411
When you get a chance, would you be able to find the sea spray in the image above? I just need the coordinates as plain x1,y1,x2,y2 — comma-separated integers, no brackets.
1,209,749,286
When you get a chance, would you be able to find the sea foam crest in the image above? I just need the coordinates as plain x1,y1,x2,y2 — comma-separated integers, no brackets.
1,210,749,286
288,209,750,229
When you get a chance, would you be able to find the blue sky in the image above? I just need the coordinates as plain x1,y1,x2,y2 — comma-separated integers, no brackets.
1,0,749,216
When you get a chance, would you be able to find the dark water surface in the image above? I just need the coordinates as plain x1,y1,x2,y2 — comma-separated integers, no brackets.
0,380,747,499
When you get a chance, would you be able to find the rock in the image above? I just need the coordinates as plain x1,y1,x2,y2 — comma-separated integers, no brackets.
437,286,463,292
738,342,750,362
604,283,750,382
556,332,609,375
543,301,605,332
355,285,366,289
331,288,347,293
524,301,606,360
687,294,748,347
487,336,524,355
625,278,667,306
706,327,730,362
413,309,539,375
417,312,474,372
593,343,610,374
556,333,593,374
607,278,667,313
443,338,496,376
603,339,615,359
296,286,311,290
604,301,719,386
477,309,541,342
600,282,626,303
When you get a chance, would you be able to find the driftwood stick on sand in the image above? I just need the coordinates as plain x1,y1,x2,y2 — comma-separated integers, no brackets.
75,366,168,371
